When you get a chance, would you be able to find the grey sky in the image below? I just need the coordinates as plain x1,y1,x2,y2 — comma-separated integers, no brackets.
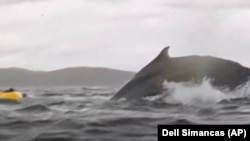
0,0,250,71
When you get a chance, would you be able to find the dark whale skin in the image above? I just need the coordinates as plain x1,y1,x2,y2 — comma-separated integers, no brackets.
111,47,250,100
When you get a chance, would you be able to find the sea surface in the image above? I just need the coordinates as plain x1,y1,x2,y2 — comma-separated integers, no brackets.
0,80,250,141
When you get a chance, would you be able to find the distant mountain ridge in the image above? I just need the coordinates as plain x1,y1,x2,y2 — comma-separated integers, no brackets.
0,67,134,87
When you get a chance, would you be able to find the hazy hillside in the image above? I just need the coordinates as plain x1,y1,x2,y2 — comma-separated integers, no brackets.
0,67,134,87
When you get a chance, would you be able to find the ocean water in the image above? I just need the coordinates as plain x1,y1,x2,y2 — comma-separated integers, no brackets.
0,80,250,141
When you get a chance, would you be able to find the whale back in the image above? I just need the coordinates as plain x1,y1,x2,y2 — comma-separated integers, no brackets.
111,47,250,100
134,46,170,78
111,47,171,100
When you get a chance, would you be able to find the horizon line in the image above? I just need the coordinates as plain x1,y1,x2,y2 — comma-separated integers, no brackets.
0,65,136,73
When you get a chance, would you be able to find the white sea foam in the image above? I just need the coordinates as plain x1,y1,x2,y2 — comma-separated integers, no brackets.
161,78,250,105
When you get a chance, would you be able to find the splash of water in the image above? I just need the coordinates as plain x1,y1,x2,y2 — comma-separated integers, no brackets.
161,78,250,105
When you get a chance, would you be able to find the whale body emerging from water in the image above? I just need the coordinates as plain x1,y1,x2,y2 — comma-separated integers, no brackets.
111,47,250,100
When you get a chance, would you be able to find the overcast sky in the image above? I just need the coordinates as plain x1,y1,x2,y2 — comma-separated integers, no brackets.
1,0,250,71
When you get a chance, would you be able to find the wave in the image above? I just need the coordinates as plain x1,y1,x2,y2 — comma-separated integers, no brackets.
0,86,250,141
31,131,78,141
168,119,196,125
15,104,51,113
82,86,108,91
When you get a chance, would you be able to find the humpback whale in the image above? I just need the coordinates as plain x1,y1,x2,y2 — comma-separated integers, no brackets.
111,47,250,100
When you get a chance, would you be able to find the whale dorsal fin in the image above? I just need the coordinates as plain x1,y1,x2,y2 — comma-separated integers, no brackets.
131,46,170,79
156,46,170,60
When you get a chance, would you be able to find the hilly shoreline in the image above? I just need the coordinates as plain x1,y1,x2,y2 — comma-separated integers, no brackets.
0,67,134,87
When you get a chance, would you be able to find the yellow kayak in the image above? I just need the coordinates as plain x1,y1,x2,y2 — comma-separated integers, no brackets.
0,91,25,100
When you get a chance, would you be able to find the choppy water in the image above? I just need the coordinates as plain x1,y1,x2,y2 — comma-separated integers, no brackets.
1,81,250,141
